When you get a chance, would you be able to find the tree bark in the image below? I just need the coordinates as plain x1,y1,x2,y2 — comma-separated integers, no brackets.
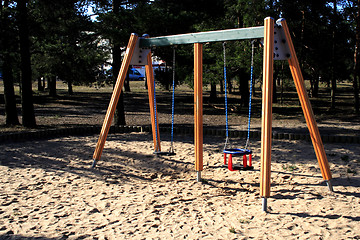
209,81,217,102
312,76,319,98
113,0,126,126
239,69,249,107
3,60,20,126
330,0,337,109
37,77,44,91
49,76,57,97
1,0,20,125
228,78,233,94
67,80,73,95
219,78,224,94
354,0,360,114
18,0,36,127
124,66,131,92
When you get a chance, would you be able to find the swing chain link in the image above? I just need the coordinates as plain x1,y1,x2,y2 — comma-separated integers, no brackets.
245,40,255,150
224,136,231,150
223,42,230,149
169,45,176,154
153,75,160,153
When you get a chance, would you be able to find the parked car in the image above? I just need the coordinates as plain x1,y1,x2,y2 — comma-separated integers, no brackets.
129,68,145,81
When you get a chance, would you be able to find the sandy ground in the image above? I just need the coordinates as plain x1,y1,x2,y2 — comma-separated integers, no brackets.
0,132,359,239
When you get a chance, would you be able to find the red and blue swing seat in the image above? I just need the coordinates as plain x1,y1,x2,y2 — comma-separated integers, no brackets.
223,148,253,171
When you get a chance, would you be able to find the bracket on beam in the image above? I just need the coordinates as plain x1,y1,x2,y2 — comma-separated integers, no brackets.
273,22,291,60
130,36,151,66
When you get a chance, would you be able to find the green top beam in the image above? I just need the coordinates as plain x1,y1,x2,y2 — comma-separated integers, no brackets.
139,26,264,48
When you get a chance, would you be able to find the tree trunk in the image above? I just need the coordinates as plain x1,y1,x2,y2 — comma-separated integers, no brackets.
228,78,232,94
113,0,126,126
37,77,44,91
273,77,277,103
49,76,57,97
113,47,126,126
354,0,360,114
124,66,131,92
311,76,319,98
114,92,126,125
67,80,73,95
219,78,224,94
209,81,217,102
239,70,249,107
1,0,20,126
3,60,20,126
18,0,36,127
330,0,337,109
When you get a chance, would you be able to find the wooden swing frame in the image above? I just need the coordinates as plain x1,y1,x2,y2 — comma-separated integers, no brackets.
92,17,332,212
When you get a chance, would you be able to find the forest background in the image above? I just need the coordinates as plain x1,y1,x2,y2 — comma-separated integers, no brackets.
0,0,359,131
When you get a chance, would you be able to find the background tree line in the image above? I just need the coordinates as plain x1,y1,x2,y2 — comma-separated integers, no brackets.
1,0,359,128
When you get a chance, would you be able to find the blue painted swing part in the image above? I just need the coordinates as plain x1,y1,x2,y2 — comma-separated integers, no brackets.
223,41,255,171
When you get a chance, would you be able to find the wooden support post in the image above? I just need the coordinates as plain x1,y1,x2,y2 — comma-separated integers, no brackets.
279,19,332,182
145,52,161,151
194,43,203,181
260,17,274,209
92,34,138,167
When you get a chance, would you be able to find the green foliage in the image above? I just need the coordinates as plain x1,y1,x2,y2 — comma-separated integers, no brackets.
283,164,298,172
30,0,109,88
1,0,359,115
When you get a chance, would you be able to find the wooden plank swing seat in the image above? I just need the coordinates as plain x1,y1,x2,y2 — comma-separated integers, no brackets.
91,17,333,212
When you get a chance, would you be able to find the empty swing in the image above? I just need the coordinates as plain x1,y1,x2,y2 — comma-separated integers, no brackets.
153,46,176,156
223,41,255,171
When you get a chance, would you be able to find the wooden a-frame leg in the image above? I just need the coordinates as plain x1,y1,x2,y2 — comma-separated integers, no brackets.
194,43,203,182
92,33,138,167
260,17,275,211
279,19,332,190
145,52,161,152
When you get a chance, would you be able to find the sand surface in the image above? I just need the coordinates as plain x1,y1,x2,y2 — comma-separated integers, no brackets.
0,132,359,239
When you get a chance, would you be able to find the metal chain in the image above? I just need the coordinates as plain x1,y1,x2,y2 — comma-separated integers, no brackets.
245,41,255,150
169,46,176,153
153,76,159,152
223,42,231,150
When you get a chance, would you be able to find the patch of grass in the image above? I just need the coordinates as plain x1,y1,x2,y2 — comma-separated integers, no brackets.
283,164,298,172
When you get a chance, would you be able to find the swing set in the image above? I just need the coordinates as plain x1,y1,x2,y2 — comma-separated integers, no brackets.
92,17,333,212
